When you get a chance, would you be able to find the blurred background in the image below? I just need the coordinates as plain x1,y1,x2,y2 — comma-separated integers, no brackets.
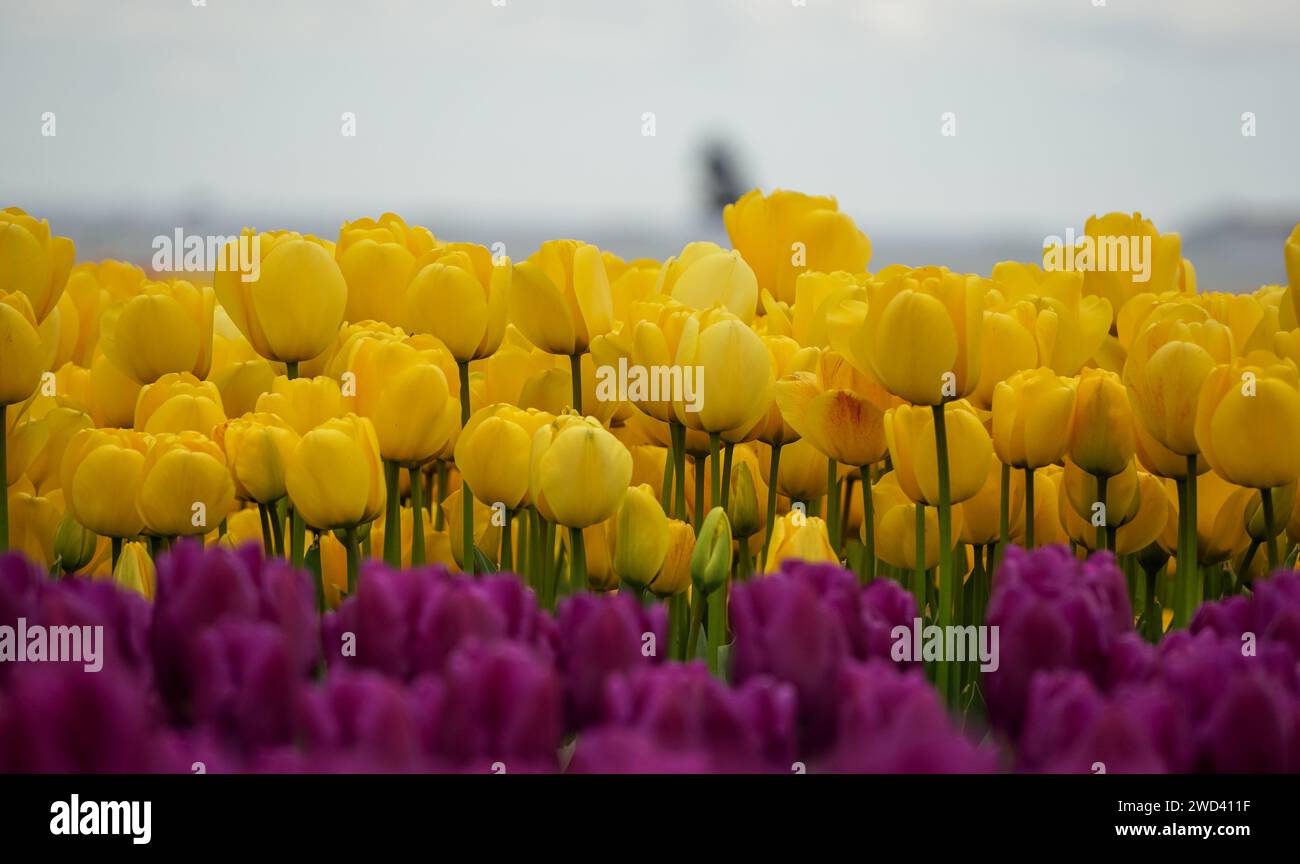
2,0,1297,290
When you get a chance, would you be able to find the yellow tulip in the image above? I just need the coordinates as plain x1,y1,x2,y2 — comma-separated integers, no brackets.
991,263,1113,376
285,414,386,530
1010,466,1067,548
136,432,236,537
1178,471,1252,566
0,207,75,323
769,437,828,503
610,483,670,589
210,358,275,418
0,291,44,405
112,540,155,599
649,519,695,597
337,213,438,326
723,189,871,306
673,314,772,434
957,455,1022,546
1195,356,1300,490
333,334,452,464
858,267,983,405
215,413,300,504
134,373,227,436
869,471,965,570
61,260,146,365
60,428,150,538
99,279,215,383
6,485,62,566
510,239,613,357
1080,212,1184,316
1110,470,1170,556
774,359,888,467
530,415,632,528
88,352,143,428
971,309,1038,409
1132,414,1204,480
404,243,510,362
884,401,992,505
439,485,502,571
455,404,551,509
214,229,347,364
764,512,837,571
727,460,763,539
53,510,98,573
991,367,1076,470
255,375,352,435
1061,457,1140,529
660,245,758,323
1068,367,1134,477
1244,483,1295,544
1123,303,1232,456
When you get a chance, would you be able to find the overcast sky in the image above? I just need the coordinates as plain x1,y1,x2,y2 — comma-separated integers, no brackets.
3,0,1298,242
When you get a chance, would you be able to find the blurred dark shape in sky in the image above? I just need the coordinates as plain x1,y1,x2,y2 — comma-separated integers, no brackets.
700,139,748,219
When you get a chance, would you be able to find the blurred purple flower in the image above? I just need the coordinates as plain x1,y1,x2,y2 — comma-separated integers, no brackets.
556,592,665,729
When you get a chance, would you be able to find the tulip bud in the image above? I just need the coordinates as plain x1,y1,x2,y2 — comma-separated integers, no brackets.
649,519,694,597
53,513,96,573
611,484,670,589
112,540,155,599
690,506,732,596
727,462,761,538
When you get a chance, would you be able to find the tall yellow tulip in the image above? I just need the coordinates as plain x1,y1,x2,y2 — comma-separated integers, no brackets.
404,243,509,363
136,432,236,538
99,279,215,384
0,207,75,323
337,213,438,326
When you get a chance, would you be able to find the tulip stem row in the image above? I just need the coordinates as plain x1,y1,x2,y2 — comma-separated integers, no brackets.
931,405,955,707
458,360,475,575
383,460,402,566
858,465,875,583
1261,486,1279,572
1023,468,1035,548
761,442,783,571
409,467,426,567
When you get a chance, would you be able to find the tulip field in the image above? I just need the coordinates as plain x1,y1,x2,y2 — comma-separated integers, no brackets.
3,194,1300,773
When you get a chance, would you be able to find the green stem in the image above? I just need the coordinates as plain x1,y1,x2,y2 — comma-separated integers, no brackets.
859,465,875,583
932,405,954,706
761,441,783,570
672,422,687,522
0,404,7,552
1023,467,1035,549
736,534,753,581
720,442,734,511
516,507,531,583
434,462,448,530
543,519,557,607
1184,457,1199,624
500,508,513,573
826,456,840,553
998,460,1010,563
1095,472,1108,553
409,467,426,566
458,359,475,575
707,587,727,678
1174,475,1189,628
111,536,122,571
383,460,401,566
668,593,689,660
1143,565,1159,643
258,502,274,556
569,354,583,415
685,591,705,659
693,455,705,532
1261,486,1280,572
913,502,927,617
708,432,722,516
285,361,299,380
270,499,285,557
661,436,675,511
344,525,360,595
569,525,586,593
1239,538,1261,585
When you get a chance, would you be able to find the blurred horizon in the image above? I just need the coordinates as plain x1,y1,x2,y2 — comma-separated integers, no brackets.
3,0,1298,290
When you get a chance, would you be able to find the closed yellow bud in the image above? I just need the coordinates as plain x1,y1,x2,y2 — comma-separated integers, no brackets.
1195,356,1300,490
0,207,75,324
884,401,992,506
510,240,613,356
971,310,1038,409
649,519,695,597
991,367,1076,469
456,404,553,509
1081,212,1184,315
88,352,142,428
112,540,155,600
285,414,385,530
61,428,151,538
136,432,236,537
769,437,828,503
405,243,510,362
210,359,275,418
610,484,670,589
0,291,44,405
99,280,215,384
1061,457,1140,529
674,315,772,434
1068,367,1134,477
991,263,1113,376
336,213,438,326
6,486,62,566
663,248,758,323
1243,483,1295,543
859,268,983,405
53,511,97,572
214,230,347,363
215,413,300,503
530,415,632,528
18,406,92,495
728,461,762,538
764,512,837,572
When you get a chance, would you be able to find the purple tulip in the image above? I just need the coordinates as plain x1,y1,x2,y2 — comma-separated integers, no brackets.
555,592,665,729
